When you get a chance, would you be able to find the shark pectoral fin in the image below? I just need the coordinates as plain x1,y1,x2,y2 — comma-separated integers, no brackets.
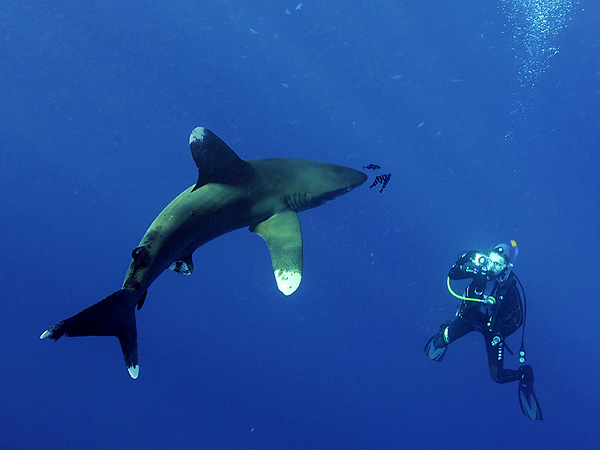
168,255,194,275
250,211,303,296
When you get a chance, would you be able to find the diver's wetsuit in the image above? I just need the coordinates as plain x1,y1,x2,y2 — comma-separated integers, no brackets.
431,251,524,384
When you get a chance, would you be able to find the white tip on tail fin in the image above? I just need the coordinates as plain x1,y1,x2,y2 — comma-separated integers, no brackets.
40,289,140,377
40,329,51,339
128,365,139,379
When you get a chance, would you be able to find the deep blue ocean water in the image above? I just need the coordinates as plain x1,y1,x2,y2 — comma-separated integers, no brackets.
1,1,599,448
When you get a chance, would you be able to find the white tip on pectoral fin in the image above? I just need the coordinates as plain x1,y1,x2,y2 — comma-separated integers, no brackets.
128,365,139,379
250,210,303,297
275,269,302,296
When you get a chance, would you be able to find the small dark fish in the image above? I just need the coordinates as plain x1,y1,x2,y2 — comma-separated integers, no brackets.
369,173,391,194
363,164,381,171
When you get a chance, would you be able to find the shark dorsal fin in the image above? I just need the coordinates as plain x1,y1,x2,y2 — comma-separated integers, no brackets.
189,127,255,191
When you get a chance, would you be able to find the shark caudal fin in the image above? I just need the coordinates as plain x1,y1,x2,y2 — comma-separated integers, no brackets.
40,289,143,379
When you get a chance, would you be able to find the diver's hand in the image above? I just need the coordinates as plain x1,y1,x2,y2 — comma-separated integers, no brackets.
462,261,489,279
456,250,478,265
450,250,489,281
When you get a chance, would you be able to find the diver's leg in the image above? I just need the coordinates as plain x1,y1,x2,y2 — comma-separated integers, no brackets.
433,318,474,347
484,333,543,419
484,334,520,384
424,318,473,361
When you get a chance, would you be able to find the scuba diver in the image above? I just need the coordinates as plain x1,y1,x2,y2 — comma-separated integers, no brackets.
424,241,543,420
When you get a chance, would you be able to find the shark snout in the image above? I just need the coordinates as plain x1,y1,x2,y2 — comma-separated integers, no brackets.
319,168,367,203
350,171,368,189
336,167,367,192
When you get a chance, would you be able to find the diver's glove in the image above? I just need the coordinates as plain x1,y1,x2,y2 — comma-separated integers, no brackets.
463,263,489,278
455,250,478,265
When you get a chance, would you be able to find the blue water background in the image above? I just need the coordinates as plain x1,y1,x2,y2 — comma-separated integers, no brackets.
1,1,599,448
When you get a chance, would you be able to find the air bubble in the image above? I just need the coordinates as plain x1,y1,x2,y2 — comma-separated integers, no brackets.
500,0,577,89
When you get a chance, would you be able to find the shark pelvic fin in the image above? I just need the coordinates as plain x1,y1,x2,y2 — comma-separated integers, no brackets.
189,127,255,191
251,210,303,296
168,255,194,275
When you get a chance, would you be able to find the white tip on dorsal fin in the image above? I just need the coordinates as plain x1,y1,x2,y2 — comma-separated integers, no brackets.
189,127,206,145
188,127,255,191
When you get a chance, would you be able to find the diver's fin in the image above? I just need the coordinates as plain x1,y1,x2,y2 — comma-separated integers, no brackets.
424,335,448,362
169,255,194,275
518,365,543,420
189,127,255,190
424,321,451,362
40,289,141,379
250,210,303,296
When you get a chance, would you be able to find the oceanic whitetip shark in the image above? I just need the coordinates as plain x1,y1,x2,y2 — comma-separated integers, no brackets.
41,127,367,378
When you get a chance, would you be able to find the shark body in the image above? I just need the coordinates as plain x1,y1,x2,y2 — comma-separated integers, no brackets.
41,127,366,378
